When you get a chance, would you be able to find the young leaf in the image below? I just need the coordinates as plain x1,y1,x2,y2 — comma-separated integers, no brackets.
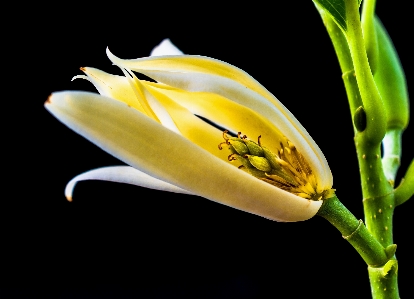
313,0,347,31
313,0,362,32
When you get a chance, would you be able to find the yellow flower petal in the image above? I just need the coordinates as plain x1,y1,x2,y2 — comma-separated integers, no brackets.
142,86,230,162
46,91,322,222
106,50,332,190
75,67,145,113
77,67,230,162
144,82,286,153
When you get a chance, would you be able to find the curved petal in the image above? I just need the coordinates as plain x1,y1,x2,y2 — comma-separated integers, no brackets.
76,66,286,157
78,67,229,162
75,67,145,113
150,38,184,56
45,91,322,222
65,165,193,201
106,51,333,190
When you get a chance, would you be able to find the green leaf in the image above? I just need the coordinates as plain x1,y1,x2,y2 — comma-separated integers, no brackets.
313,0,347,31
313,0,361,32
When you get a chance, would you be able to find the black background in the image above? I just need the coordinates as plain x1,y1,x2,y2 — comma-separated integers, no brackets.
3,1,413,298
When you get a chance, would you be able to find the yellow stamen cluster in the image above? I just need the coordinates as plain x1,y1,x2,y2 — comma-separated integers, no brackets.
219,131,334,201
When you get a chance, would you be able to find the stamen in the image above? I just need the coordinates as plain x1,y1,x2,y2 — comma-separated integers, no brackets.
228,154,237,161
222,130,229,141
218,141,228,150
266,173,297,187
284,146,291,155
219,131,332,201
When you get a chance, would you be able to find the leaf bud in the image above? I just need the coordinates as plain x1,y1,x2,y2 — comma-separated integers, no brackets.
354,106,367,132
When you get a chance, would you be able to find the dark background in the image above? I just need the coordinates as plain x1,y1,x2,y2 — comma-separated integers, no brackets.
3,2,413,298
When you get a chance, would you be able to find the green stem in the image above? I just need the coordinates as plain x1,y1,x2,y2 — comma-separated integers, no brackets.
345,0,386,144
368,260,399,299
315,2,401,297
317,196,390,266
316,6,363,130
355,133,398,298
344,2,399,296
361,0,378,74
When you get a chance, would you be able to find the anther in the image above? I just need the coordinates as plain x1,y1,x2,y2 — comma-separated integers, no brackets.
237,132,242,138
218,142,228,150
258,135,262,146
222,130,229,141
228,154,237,161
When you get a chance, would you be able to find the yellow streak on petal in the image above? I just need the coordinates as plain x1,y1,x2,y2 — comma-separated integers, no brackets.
145,82,286,153
144,86,229,162
81,67,145,113
107,53,302,134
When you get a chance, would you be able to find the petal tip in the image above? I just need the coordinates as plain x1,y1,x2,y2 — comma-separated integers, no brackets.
45,94,52,105
150,38,184,56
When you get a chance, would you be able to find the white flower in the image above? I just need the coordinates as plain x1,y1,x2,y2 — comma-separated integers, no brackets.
45,39,333,222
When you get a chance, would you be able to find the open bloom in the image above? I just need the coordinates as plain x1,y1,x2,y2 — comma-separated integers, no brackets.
46,39,333,222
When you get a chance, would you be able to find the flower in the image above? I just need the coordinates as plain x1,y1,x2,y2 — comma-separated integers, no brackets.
45,39,333,222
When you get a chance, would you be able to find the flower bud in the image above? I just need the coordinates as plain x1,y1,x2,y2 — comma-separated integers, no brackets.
262,147,282,171
244,140,264,157
246,155,272,172
228,139,249,155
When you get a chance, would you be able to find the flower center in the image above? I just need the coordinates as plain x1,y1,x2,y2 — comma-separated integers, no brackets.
219,131,334,201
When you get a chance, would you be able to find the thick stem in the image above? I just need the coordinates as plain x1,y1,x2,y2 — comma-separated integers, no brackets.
317,6,363,130
361,0,378,74
368,261,399,299
315,3,401,297
345,0,387,144
355,134,399,298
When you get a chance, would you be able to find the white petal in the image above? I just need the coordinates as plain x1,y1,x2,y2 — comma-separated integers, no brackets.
65,165,193,201
150,39,184,56
46,91,322,222
106,52,333,190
